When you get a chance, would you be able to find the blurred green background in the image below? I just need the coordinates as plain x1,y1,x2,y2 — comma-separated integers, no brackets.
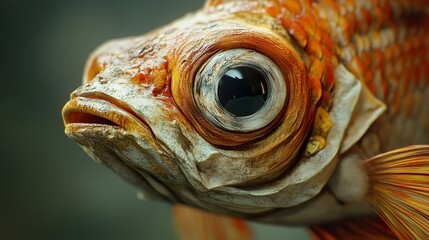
1,0,310,239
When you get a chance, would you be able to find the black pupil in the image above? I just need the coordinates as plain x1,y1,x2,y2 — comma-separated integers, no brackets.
217,66,268,117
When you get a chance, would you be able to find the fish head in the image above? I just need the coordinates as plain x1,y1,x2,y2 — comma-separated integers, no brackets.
62,2,382,221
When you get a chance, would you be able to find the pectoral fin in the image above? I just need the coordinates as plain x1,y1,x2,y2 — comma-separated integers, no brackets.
173,205,252,240
363,145,429,239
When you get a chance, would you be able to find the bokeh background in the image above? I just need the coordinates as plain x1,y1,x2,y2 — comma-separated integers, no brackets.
2,0,310,239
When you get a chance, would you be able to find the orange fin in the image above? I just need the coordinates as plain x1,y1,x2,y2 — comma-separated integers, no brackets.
173,205,252,240
310,217,397,240
363,145,429,239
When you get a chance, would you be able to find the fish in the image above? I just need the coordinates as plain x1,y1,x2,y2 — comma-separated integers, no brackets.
62,0,429,239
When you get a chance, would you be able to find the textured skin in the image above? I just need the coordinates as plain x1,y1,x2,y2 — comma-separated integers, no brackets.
62,0,429,238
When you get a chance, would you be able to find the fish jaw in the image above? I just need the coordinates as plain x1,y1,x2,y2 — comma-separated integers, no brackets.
62,73,189,201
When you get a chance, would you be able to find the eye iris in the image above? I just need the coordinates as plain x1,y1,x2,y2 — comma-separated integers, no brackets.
217,66,268,117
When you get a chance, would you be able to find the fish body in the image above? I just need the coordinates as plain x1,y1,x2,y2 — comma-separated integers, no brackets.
62,0,429,239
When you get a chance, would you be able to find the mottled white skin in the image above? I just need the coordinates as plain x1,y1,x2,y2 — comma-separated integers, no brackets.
326,77,387,204
65,62,385,224
328,149,369,203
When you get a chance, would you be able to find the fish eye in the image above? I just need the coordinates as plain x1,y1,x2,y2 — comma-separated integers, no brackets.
218,66,268,117
194,49,287,132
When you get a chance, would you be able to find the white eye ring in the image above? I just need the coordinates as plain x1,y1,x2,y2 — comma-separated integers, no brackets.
194,49,287,132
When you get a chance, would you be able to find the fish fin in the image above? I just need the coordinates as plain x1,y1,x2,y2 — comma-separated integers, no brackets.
363,145,429,239
173,204,252,240
310,217,397,240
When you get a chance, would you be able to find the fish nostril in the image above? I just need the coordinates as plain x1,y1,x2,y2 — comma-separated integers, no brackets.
66,112,119,126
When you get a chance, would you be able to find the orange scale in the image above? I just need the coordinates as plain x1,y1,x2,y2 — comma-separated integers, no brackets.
281,17,308,48
392,43,402,59
310,58,324,80
282,0,302,15
371,50,385,69
345,12,357,35
318,19,331,34
320,31,335,54
372,6,386,30
387,91,399,117
306,39,323,59
383,79,391,99
339,16,353,45
358,7,372,34
361,51,372,69
313,27,322,42
379,1,393,24
384,45,395,61
265,4,281,18
297,17,315,39
321,44,333,63
308,75,323,103
322,62,335,92
320,0,340,14
330,55,339,67
363,70,375,91
320,91,333,111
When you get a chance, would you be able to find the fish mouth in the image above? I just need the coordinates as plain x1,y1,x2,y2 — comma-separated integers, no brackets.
62,95,175,201
62,95,152,136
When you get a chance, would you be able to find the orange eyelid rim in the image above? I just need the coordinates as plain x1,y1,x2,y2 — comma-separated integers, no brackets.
171,29,312,147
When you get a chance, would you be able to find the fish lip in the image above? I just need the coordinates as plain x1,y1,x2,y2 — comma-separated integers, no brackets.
62,95,153,136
